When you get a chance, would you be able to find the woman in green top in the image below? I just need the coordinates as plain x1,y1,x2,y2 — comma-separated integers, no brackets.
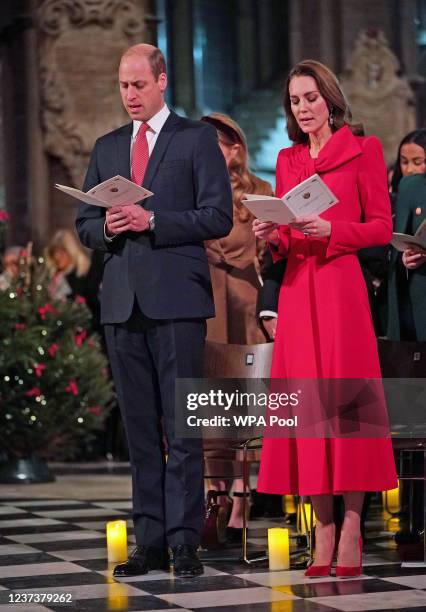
388,171,426,340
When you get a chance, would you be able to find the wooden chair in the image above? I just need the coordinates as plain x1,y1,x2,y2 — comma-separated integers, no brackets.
378,339,426,567
203,340,273,562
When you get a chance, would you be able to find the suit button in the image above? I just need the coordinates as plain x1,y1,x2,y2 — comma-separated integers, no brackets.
296,254,305,261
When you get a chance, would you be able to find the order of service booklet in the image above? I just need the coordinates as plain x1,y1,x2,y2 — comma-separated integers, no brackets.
392,219,426,252
55,175,153,208
242,173,338,225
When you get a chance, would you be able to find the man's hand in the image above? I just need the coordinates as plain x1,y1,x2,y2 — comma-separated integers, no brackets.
290,215,331,238
260,317,277,342
106,205,151,235
402,248,426,270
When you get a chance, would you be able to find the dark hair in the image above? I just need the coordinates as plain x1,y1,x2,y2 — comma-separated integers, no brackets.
390,129,426,193
283,59,362,143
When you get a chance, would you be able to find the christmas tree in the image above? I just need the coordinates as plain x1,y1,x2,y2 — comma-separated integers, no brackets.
0,251,113,460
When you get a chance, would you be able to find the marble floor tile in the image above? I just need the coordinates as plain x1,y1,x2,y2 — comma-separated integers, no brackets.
382,574,426,589
0,506,27,515
0,544,39,556
0,582,148,603
0,553,62,567
7,500,85,507
72,519,133,530
156,586,298,608
0,571,110,591
33,508,123,519
5,530,104,544
200,602,337,612
0,518,64,529
103,564,227,583
0,561,90,579
92,501,133,510
131,574,262,595
0,605,50,611
288,577,411,599
48,596,182,611
48,547,110,561
235,570,373,587
308,589,426,611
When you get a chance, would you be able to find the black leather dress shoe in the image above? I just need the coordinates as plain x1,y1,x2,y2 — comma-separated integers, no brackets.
172,545,204,576
113,546,169,577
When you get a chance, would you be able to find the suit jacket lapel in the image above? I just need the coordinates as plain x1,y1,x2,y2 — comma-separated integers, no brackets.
143,111,181,190
116,123,132,180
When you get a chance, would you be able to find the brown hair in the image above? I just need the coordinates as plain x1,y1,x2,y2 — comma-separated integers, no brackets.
201,113,272,222
122,44,167,81
283,59,361,144
147,47,167,80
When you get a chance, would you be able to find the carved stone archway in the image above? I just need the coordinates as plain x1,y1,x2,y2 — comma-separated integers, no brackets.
341,29,416,165
37,0,146,188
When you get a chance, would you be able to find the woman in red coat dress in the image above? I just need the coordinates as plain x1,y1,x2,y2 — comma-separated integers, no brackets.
253,60,397,577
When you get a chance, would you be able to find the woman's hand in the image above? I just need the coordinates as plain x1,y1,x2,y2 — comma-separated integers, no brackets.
252,219,279,245
402,248,426,270
290,215,331,238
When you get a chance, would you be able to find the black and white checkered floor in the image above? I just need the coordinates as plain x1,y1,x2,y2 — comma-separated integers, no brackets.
0,494,425,611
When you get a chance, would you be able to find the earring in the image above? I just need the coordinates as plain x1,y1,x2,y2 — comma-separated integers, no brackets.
329,108,335,126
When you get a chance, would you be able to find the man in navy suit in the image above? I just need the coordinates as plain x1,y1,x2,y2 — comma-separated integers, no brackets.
76,44,232,577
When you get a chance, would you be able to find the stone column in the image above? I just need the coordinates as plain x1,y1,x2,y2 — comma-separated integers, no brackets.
236,0,257,98
168,0,196,116
0,8,33,248
26,0,49,249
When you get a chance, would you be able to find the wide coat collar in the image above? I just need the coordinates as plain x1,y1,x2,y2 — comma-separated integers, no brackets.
287,125,364,180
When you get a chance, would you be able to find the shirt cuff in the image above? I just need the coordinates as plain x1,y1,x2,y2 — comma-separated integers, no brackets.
259,310,278,319
104,220,116,243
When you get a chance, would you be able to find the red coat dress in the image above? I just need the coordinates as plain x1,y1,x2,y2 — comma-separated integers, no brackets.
257,126,398,495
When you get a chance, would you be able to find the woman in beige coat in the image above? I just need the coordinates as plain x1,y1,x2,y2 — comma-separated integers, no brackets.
201,114,273,541
201,114,272,344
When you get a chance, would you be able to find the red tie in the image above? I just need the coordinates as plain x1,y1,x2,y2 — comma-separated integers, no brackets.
131,123,150,185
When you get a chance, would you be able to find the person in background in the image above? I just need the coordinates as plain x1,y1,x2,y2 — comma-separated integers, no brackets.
388,171,426,340
387,130,426,342
200,113,272,543
45,229,102,329
353,131,426,337
390,129,426,203
387,167,426,559
256,253,287,342
201,113,272,344
0,246,24,291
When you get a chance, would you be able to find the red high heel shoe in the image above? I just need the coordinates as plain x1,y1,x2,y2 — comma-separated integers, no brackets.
336,537,363,578
304,526,335,578
304,560,333,578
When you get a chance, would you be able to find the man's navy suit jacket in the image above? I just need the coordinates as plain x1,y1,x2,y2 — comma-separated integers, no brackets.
76,111,233,324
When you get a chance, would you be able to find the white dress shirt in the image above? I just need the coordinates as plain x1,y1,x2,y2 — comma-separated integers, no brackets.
131,103,171,160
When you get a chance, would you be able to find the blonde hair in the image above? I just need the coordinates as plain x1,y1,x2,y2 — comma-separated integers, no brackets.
45,229,90,277
201,113,272,221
